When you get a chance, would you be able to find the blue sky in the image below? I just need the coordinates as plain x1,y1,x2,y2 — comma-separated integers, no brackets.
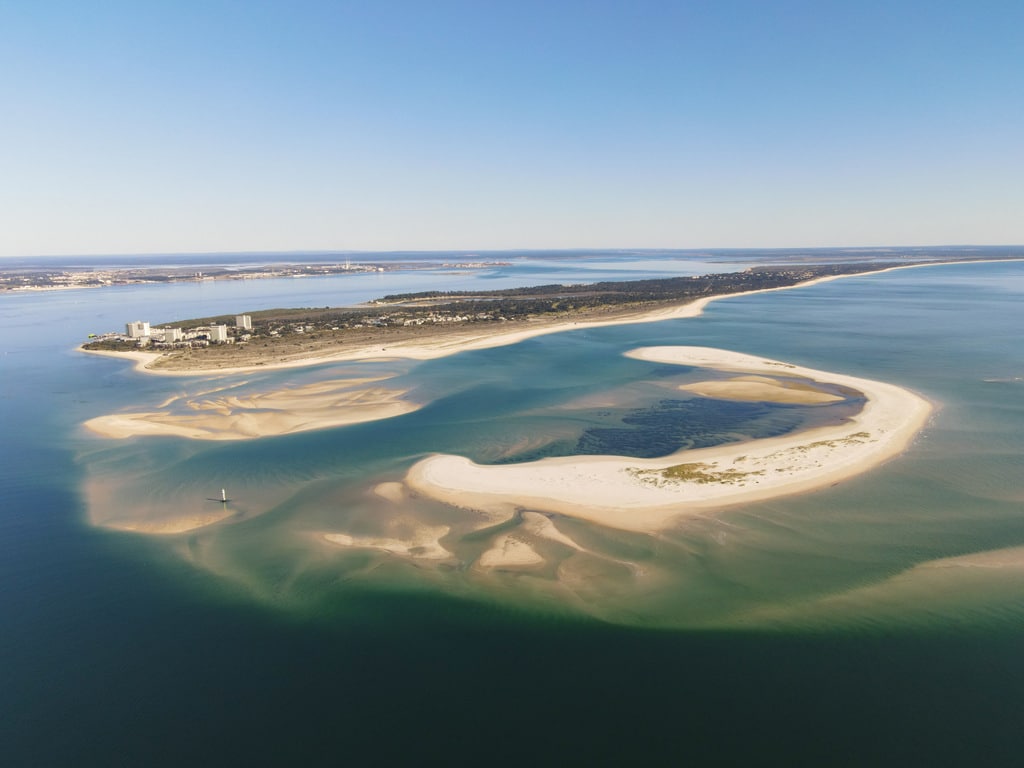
1,0,1021,256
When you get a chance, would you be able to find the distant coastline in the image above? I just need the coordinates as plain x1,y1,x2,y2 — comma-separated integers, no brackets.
0,258,510,293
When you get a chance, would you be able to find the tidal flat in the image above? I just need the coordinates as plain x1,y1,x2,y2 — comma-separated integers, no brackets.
4,253,1024,765
73,260,1023,630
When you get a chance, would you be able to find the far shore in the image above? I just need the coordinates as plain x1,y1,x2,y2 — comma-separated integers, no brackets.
78,260,943,377
405,346,934,534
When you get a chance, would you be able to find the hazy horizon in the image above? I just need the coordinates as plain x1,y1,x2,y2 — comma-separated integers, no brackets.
3,1,1022,257
3,243,1023,263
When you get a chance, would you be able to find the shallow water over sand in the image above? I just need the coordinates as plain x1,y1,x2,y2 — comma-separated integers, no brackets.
4,254,1024,765
65,260,1024,629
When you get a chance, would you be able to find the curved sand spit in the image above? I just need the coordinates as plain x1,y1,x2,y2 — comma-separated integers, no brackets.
405,346,933,534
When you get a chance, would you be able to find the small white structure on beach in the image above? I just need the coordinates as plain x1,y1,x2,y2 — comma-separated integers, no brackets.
235,314,252,330
125,320,150,338
209,324,228,343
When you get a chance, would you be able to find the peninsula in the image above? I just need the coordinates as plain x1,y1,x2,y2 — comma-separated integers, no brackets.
81,260,926,375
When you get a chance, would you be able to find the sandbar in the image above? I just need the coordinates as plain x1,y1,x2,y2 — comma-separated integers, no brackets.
84,375,420,441
322,523,452,561
918,546,1024,571
405,346,933,534
373,481,408,503
104,509,237,535
679,375,844,404
477,534,545,568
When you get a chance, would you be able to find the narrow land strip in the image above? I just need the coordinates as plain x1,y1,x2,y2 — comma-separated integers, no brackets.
78,258,1016,377
75,264,870,376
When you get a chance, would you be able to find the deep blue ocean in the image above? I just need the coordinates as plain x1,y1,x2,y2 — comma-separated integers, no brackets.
1,252,1023,766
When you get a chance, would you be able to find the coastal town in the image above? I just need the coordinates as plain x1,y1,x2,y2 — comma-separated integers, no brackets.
0,258,509,292
90,315,258,350
84,303,511,356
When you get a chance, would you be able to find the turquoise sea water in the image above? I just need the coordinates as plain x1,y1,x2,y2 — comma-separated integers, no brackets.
2,256,1023,765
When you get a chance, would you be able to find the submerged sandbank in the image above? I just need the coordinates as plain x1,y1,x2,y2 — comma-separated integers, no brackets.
322,524,453,561
84,375,420,441
105,508,236,535
733,545,1024,629
405,346,933,534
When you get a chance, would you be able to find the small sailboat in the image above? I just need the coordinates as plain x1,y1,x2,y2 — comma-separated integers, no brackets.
208,488,232,504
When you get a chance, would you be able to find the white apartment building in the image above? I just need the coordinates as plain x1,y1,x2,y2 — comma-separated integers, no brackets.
235,314,252,330
125,321,150,338
209,324,229,343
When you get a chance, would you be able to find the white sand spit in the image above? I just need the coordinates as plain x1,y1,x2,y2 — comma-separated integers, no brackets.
406,346,933,534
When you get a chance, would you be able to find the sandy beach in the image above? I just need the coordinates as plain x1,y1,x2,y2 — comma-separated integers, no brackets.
405,346,933,534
